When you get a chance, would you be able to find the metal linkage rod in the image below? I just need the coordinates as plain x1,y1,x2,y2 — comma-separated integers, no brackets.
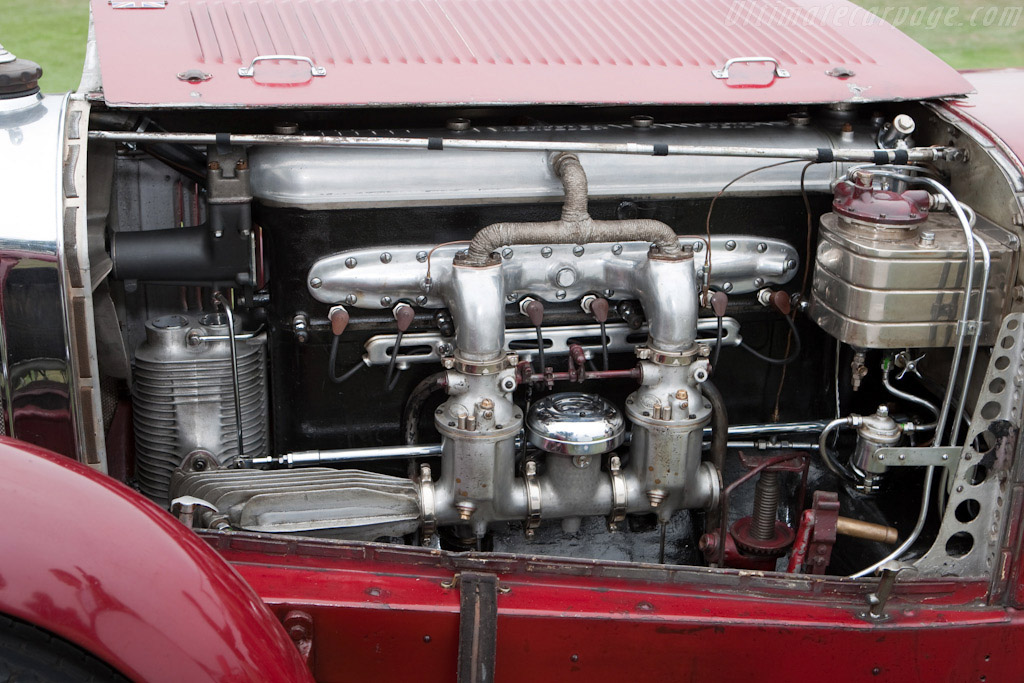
245,420,828,467
88,130,952,163
212,292,245,461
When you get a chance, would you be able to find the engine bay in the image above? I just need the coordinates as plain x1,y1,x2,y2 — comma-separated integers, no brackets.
83,102,1024,580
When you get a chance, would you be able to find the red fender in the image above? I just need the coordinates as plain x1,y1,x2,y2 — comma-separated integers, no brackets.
0,437,313,683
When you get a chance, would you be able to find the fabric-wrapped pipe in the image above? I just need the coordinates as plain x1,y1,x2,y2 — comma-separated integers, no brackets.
466,154,683,264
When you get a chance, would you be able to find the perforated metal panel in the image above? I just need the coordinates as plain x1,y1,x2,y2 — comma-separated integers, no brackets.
917,313,1024,577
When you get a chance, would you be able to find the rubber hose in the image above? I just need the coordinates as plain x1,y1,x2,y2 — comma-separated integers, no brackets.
702,379,728,475
402,372,448,445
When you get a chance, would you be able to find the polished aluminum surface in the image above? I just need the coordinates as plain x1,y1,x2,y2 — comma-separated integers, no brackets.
0,93,82,461
626,360,714,517
448,260,506,362
811,211,1016,348
527,393,625,456
914,313,1024,577
362,318,742,367
244,123,868,209
237,54,326,79
170,467,420,540
308,236,796,308
133,314,268,505
63,96,109,469
712,56,790,80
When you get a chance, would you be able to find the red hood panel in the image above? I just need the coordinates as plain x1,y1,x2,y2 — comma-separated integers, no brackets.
91,0,972,107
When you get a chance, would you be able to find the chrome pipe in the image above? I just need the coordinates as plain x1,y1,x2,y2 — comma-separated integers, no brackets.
725,421,829,436
847,174,980,579
882,365,938,431
949,231,990,446
88,130,950,163
212,292,244,460
722,440,819,451
248,444,445,466
192,326,265,343
817,417,858,480
249,421,830,468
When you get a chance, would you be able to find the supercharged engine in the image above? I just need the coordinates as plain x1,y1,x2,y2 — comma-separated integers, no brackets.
84,105,1023,576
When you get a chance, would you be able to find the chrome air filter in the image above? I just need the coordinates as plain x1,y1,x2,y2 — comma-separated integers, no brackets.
527,392,625,456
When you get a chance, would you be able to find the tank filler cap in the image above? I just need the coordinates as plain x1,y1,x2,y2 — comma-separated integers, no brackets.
0,45,43,100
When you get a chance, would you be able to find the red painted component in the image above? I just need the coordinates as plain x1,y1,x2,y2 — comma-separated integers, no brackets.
712,528,779,571
709,290,729,317
789,509,817,573
705,452,806,567
568,344,588,381
832,180,931,225
589,298,609,324
523,299,545,328
729,516,796,557
329,306,350,336
0,438,313,683
203,533,1017,683
788,491,841,574
89,0,972,108
807,491,841,574
768,290,792,316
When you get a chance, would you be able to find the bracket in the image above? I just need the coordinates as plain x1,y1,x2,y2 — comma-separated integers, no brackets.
868,446,962,473
455,573,500,683
363,318,741,367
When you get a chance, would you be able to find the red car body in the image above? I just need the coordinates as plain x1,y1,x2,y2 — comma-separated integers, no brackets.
2,1,1024,681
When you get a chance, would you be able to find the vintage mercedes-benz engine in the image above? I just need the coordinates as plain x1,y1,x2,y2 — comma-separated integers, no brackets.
87,107,1021,575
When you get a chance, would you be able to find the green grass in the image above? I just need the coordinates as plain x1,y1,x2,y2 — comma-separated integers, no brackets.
0,0,89,94
0,0,1019,93
851,0,1024,69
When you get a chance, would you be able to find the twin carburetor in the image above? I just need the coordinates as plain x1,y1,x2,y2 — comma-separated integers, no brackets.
344,153,721,541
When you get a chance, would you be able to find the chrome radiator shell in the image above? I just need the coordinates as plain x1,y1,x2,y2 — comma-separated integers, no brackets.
133,314,268,505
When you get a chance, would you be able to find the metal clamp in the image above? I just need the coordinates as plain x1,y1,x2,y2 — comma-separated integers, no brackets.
524,460,542,538
712,57,790,80
418,463,436,546
607,455,627,530
238,55,327,78
170,495,218,528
